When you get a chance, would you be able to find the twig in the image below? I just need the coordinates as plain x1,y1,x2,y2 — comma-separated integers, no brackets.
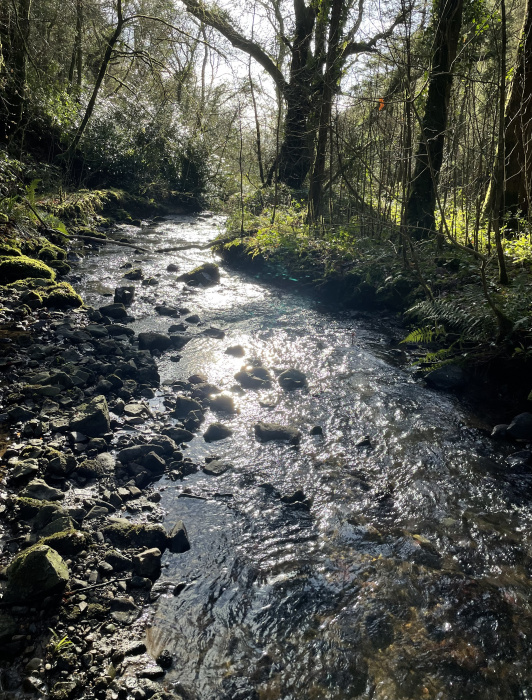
65,577,130,595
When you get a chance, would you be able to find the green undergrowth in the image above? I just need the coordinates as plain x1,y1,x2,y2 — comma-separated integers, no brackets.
217,196,532,387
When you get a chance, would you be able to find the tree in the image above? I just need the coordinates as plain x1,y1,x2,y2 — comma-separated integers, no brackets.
404,0,464,237
483,0,532,222
180,0,406,190
1,0,33,141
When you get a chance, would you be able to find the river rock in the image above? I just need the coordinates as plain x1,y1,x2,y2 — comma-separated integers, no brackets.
114,286,135,305
155,305,179,317
278,368,307,390
132,548,162,579
202,327,225,339
425,364,467,390
3,544,69,604
203,422,233,442
161,426,194,443
167,263,179,272
104,550,133,571
123,268,143,280
142,451,166,475
169,333,193,350
173,395,203,420
254,422,301,445
10,459,39,484
102,519,168,551
225,345,245,357
491,424,509,439
40,529,91,555
138,332,172,352
507,413,532,441
235,365,272,389
100,302,128,320
209,393,236,413
178,262,220,286
203,460,231,476
21,479,64,501
167,521,190,553
69,395,110,437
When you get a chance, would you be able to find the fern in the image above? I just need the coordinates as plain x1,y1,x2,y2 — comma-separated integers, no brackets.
407,286,495,342
402,326,443,344
25,179,40,207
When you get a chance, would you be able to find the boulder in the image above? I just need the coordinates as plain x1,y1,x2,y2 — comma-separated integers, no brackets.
278,368,307,390
0,255,55,283
203,422,233,442
507,413,532,441
178,262,220,287
21,479,64,501
3,545,69,603
425,364,467,391
44,282,83,309
203,460,231,476
40,529,91,555
235,365,272,389
155,305,179,317
169,334,193,350
69,395,110,437
209,393,236,413
102,519,168,551
138,332,172,352
99,303,128,319
167,521,190,553
202,327,225,339
172,395,203,420
491,424,509,439
225,345,245,357
161,426,194,443
132,548,162,580
254,422,301,445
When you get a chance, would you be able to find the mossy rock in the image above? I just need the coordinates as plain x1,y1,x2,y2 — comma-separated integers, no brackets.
4,544,69,603
102,518,168,551
8,277,56,291
40,529,91,555
16,496,57,519
0,255,56,283
0,243,21,257
49,260,72,276
38,241,66,262
44,282,83,309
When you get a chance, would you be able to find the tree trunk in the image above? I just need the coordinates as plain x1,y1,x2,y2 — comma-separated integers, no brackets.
66,0,124,155
484,0,532,221
3,0,32,141
308,0,343,219
404,0,464,238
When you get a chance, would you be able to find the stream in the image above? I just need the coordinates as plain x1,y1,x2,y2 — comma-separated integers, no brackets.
74,213,532,700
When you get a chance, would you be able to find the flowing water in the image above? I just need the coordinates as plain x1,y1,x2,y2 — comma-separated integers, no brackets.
75,214,532,700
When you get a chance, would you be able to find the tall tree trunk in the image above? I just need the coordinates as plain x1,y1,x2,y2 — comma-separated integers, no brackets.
3,0,32,141
68,0,83,92
484,0,532,221
274,0,315,188
66,0,124,155
404,0,464,238
308,0,343,220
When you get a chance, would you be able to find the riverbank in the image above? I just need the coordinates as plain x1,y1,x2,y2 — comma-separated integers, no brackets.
212,226,532,409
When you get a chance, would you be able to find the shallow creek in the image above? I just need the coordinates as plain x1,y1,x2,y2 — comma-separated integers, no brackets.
75,213,532,700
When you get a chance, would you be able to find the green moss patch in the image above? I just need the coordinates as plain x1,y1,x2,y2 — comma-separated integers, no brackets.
44,282,83,308
0,255,56,283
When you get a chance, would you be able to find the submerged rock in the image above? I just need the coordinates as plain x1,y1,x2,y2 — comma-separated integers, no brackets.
4,544,69,604
254,422,301,445
278,368,307,390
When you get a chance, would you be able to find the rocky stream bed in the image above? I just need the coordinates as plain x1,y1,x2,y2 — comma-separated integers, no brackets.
2,213,532,700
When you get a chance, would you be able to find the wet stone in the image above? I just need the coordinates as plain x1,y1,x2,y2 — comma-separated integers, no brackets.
254,422,301,445
278,368,307,390
225,344,245,357
203,422,233,442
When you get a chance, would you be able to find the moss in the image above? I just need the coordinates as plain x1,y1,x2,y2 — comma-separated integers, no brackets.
40,529,91,555
44,282,83,309
0,243,21,257
0,255,56,283
8,277,56,291
38,241,66,262
49,260,72,276
16,497,56,519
